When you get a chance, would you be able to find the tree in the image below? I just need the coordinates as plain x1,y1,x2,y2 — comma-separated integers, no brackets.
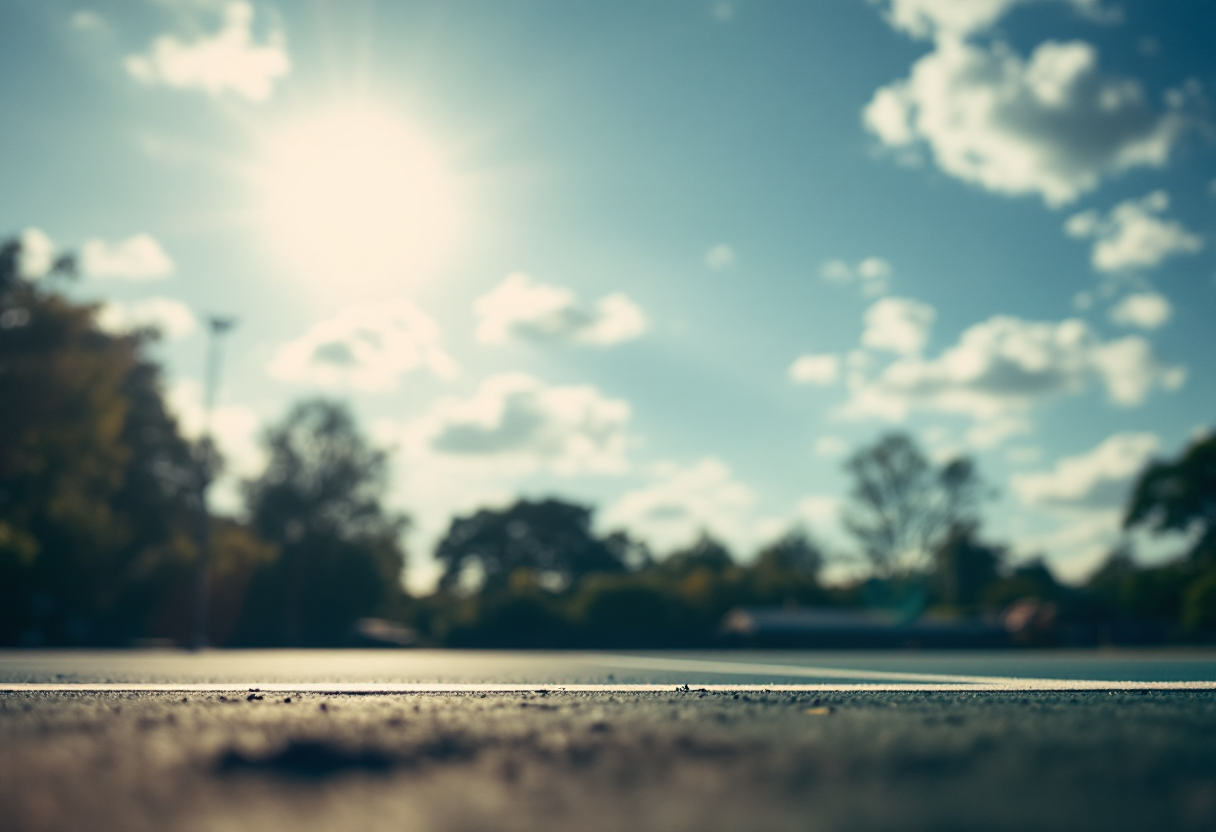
755,528,825,579
662,532,735,577
842,433,982,576
1121,431,1216,633
236,399,409,645
435,498,625,593
1124,431,1216,566
0,235,216,645
932,525,1003,608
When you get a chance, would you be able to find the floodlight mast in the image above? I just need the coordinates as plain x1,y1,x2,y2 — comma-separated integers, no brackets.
191,316,237,651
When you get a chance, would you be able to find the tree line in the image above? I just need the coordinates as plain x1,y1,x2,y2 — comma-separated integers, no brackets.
1,234,1213,647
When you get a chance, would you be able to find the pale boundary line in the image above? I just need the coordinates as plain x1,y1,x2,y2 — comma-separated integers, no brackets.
2,681,1215,692
590,653,1051,686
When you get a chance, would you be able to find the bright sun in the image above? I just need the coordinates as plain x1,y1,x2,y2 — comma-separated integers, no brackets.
259,105,458,287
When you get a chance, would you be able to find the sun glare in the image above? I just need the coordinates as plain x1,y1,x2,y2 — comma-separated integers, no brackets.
259,105,458,288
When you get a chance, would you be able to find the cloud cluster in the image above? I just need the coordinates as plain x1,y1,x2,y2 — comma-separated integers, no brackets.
82,234,175,280
864,37,1181,206
789,354,840,385
17,228,56,279
820,257,891,296
96,297,196,340
475,273,646,347
861,296,935,355
125,1,290,102
414,373,631,475
1065,191,1203,272
600,458,756,553
1109,292,1171,330
844,310,1185,446
873,0,1111,40
268,300,458,391
1012,431,1159,509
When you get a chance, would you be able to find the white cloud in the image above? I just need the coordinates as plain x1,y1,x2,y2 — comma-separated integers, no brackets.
705,243,736,270
844,313,1185,446
1012,432,1159,509
711,2,735,22
415,373,631,476
861,297,935,355
168,379,263,513
600,458,756,553
1109,292,1172,330
268,300,458,392
1065,191,1203,272
789,353,841,385
873,0,1111,40
474,273,646,347
864,38,1182,207
1015,509,1122,583
17,227,55,279
814,436,850,457
820,257,891,296
96,297,197,340
125,1,290,102
81,234,174,280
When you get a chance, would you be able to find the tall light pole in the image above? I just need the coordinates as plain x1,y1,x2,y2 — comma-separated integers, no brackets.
191,315,237,651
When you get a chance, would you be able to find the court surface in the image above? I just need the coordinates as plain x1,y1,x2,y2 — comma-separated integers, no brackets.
2,648,1214,690
4,650,1216,831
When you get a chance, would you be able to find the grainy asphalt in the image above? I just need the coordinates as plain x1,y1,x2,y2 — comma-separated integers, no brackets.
2,689,1214,832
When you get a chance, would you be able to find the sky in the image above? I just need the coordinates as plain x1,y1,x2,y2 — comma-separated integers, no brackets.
3,0,1214,590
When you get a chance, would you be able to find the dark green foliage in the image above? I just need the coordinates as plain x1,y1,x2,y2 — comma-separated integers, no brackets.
755,528,825,579
1125,431,1216,566
1116,430,1216,633
981,558,1063,608
435,498,626,592
661,532,735,577
933,525,1004,609
1087,548,1183,620
0,237,213,645
234,399,409,645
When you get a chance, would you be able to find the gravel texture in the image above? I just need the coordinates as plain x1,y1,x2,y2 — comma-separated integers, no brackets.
2,689,1214,832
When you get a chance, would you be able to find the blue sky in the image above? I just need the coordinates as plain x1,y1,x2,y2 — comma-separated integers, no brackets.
3,0,1213,589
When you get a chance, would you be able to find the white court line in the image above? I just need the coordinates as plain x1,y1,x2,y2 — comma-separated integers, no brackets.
587,653,1097,687
588,651,1206,690
2,681,1214,692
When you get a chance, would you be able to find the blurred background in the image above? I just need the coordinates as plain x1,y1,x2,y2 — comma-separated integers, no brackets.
1,0,1213,649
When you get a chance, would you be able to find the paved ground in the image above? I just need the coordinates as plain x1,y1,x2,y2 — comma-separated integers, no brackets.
2,651,1215,831
3,688,1215,832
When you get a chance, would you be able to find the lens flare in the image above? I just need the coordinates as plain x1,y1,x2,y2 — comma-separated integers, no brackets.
259,105,458,288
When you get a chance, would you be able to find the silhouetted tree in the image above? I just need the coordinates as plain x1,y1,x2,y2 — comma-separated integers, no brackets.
0,236,223,645
755,528,825,579
662,532,735,576
1124,431,1216,566
981,557,1062,609
842,433,982,576
932,525,1004,608
435,498,625,593
1121,431,1216,632
236,399,409,645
